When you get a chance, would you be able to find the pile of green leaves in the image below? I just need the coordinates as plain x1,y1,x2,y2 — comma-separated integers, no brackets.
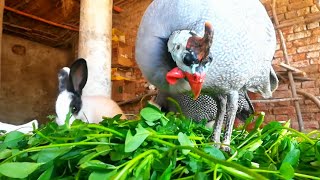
0,103,320,180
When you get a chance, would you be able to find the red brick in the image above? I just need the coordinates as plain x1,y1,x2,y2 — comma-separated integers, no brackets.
315,113,320,121
305,99,316,105
281,26,294,34
287,0,313,11
307,22,320,29
312,29,320,35
301,105,320,113
273,90,292,98
297,7,311,16
300,64,319,73
301,113,315,121
285,11,298,19
278,14,286,22
291,60,310,67
310,59,320,65
287,31,311,41
277,84,289,90
304,88,320,95
275,115,289,121
292,53,306,61
273,106,296,115
302,81,315,88
278,0,289,6
293,24,307,32
304,121,320,129
274,50,284,58
291,121,300,130
306,51,320,58
311,5,320,13
287,47,297,55
295,82,302,89
264,115,276,123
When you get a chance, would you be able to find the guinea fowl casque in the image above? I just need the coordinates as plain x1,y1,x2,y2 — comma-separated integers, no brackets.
135,0,279,151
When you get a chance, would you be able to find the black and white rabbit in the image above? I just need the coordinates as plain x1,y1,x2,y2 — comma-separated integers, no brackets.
55,58,126,125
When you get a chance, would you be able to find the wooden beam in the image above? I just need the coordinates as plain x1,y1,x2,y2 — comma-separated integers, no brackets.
4,6,79,31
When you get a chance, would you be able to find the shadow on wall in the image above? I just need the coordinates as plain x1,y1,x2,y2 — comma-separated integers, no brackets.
0,34,73,125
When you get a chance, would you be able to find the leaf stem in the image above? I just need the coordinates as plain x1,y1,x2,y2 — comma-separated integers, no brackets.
169,146,268,180
150,134,204,141
113,149,160,180
1,142,117,164
86,124,126,138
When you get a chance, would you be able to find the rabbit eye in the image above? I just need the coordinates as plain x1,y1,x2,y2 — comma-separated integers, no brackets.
71,106,77,113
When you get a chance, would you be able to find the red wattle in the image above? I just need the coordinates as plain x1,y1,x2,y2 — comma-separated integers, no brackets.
166,67,185,85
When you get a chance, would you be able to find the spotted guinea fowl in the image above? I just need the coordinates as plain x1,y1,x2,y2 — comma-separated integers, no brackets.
155,91,254,124
135,0,278,151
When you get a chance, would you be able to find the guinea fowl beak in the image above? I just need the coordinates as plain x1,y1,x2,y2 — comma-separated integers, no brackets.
185,72,205,99
166,67,205,100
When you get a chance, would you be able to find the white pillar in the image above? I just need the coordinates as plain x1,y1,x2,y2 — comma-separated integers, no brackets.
0,0,4,89
78,0,113,97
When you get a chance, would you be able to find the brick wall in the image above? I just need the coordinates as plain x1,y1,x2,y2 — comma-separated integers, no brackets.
113,0,320,130
112,0,153,115
257,0,320,130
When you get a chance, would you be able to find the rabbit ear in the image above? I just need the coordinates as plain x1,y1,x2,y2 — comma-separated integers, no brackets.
58,67,70,93
68,58,88,95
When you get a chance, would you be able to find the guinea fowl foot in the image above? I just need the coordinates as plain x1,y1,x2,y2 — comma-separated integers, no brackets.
221,144,231,152
212,92,238,152
211,94,227,150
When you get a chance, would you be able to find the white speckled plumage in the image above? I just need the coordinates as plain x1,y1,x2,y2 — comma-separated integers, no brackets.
136,0,278,150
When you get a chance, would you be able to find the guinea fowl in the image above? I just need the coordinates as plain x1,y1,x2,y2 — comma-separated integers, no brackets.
135,0,278,151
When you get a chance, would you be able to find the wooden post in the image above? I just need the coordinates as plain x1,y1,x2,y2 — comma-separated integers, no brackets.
272,0,304,131
78,0,113,97
0,0,4,89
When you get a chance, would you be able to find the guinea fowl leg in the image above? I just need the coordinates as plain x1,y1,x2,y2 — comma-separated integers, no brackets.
212,94,227,148
222,91,239,151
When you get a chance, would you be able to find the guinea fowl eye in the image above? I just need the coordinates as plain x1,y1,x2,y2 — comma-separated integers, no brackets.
183,52,198,66
176,45,180,50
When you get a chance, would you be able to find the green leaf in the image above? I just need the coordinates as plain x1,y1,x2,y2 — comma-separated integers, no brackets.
203,146,225,160
280,162,294,180
95,145,111,156
37,147,72,163
38,165,54,180
159,162,172,180
316,141,320,161
0,149,12,160
262,121,282,134
78,152,97,165
89,170,117,180
194,172,208,180
0,162,43,178
282,149,300,168
140,107,162,122
3,131,24,148
178,132,194,155
125,124,150,152
80,160,116,170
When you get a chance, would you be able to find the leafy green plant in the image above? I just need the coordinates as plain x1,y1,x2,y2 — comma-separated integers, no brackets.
0,103,319,180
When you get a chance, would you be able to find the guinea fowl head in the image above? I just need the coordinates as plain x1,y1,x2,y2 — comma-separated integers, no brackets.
166,22,214,99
